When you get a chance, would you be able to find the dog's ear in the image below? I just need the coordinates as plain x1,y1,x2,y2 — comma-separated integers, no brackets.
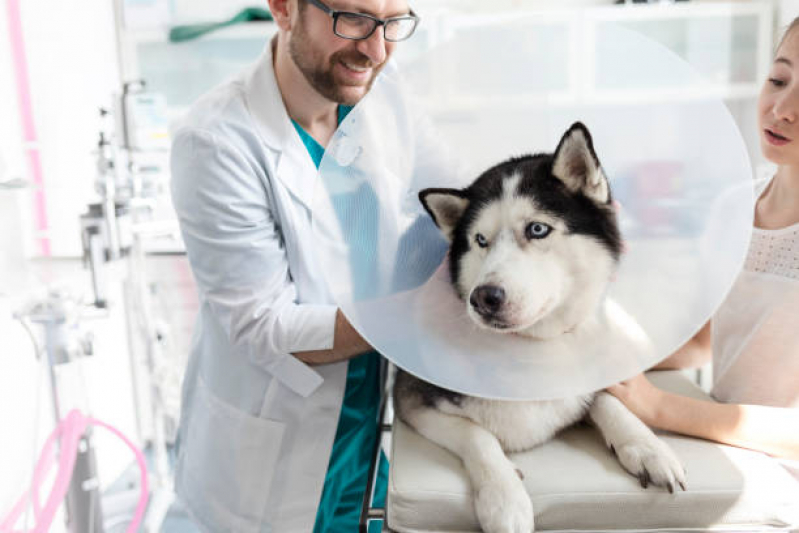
552,122,610,204
419,188,469,242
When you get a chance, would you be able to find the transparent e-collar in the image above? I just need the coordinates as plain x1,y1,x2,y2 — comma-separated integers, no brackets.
313,24,754,400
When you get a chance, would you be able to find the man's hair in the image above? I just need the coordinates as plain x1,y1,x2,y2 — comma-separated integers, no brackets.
776,16,799,53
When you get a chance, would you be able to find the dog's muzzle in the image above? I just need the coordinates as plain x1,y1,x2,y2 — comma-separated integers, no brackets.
470,284,506,319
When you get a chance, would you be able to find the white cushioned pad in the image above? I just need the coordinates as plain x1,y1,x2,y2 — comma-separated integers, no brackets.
387,371,799,532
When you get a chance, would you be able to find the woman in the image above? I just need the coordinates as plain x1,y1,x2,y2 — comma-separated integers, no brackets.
607,17,799,478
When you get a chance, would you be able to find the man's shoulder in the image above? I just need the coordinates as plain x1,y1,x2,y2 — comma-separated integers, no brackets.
172,74,259,147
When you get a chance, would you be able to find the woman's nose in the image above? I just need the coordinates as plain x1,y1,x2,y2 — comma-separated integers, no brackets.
773,89,798,123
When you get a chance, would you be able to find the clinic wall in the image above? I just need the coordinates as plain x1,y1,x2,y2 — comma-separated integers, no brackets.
0,3,22,187
1,0,121,259
0,4,48,517
778,0,799,27
0,2,28,289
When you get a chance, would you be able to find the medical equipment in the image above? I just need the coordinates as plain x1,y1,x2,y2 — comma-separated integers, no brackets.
4,290,145,533
314,23,754,401
118,81,170,155
75,80,179,533
5,84,176,530
79,80,170,309
7,292,102,533
0,406,149,533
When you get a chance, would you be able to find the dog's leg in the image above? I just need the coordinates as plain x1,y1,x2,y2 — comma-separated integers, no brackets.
589,391,686,492
405,407,533,533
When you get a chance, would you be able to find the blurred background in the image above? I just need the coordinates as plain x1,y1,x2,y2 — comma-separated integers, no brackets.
0,0,797,531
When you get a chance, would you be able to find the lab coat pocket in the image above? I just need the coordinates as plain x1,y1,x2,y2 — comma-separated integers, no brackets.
183,377,285,529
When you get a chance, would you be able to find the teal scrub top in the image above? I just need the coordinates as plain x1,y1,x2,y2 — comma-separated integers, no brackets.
292,106,389,533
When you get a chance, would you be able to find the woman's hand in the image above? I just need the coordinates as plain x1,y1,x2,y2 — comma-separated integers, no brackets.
605,373,665,428
609,373,799,459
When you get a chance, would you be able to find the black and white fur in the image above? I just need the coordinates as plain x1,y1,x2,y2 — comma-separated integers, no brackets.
393,123,686,533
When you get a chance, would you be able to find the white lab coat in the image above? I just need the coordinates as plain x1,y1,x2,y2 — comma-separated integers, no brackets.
169,41,449,533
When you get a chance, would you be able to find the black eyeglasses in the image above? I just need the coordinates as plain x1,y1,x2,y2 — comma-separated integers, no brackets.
305,0,419,42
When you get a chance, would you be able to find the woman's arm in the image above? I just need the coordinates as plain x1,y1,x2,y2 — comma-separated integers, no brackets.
653,321,712,370
607,374,799,460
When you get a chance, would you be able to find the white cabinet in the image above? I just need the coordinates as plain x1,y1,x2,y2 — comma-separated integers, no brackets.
405,2,772,104
587,2,772,102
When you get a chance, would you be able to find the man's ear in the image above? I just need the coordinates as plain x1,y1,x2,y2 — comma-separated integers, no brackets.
268,0,293,31
419,188,469,242
552,122,610,204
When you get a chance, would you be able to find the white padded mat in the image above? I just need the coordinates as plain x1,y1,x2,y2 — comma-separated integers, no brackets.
386,371,799,532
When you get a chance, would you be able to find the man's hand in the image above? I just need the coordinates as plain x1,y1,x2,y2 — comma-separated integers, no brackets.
605,373,665,428
294,309,373,365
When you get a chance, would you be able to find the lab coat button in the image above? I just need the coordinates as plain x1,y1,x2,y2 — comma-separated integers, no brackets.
330,137,362,167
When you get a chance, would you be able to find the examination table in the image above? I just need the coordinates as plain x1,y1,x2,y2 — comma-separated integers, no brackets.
379,371,799,532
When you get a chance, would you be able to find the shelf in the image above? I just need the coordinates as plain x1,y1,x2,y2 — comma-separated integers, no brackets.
126,20,276,44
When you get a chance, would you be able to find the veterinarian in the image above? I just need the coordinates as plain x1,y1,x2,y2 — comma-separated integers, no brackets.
607,16,799,479
168,0,432,531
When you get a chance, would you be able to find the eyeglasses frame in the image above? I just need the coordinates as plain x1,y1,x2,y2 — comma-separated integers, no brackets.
304,0,420,42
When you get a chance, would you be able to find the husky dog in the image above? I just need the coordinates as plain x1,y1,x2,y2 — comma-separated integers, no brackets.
393,123,686,533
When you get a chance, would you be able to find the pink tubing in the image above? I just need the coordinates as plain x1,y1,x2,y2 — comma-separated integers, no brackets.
4,0,50,256
0,410,149,533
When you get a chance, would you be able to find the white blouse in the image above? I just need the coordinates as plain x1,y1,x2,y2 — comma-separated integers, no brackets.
711,177,799,479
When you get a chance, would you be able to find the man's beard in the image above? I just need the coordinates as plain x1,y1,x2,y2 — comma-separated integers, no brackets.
289,20,384,106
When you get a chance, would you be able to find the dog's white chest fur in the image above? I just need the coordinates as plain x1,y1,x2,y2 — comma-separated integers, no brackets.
438,394,594,453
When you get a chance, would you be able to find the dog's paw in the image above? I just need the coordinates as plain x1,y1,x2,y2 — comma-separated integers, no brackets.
613,438,687,493
474,474,534,533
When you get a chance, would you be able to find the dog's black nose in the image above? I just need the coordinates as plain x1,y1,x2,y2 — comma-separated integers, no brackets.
470,285,506,316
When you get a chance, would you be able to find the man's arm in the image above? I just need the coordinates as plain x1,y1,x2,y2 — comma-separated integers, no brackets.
607,373,799,460
171,128,348,397
653,320,712,370
294,309,373,365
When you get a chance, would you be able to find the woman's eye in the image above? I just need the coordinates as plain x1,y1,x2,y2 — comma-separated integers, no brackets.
525,222,552,240
769,77,787,88
475,233,488,248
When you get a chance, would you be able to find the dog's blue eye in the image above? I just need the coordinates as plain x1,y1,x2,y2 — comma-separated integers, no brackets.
525,222,552,240
475,233,489,248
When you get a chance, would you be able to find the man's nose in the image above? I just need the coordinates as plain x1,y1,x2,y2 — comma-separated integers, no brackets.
356,27,388,65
